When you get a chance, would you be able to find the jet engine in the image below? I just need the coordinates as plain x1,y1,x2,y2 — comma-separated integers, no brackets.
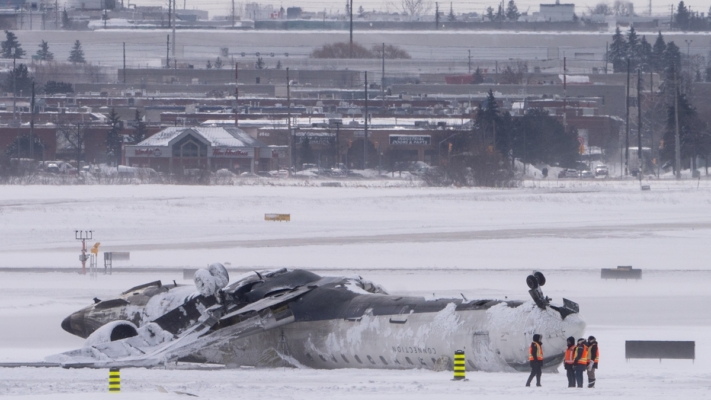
85,320,139,346
194,263,230,297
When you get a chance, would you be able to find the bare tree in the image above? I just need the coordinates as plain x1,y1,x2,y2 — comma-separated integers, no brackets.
588,2,613,15
56,122,87,165
612,0,634,16
396,0,433,18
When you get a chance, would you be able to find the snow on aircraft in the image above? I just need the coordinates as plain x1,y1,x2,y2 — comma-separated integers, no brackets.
50,265,585,371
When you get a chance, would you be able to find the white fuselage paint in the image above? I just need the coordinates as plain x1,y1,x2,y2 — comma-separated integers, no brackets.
199,301,585,372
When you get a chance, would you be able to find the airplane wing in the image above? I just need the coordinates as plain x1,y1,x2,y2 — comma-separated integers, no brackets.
49,285,314,368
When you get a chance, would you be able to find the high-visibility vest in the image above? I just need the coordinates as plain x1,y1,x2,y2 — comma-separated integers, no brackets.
564,346,575,364
528,342,543,361
590,344,600,363
575,344,588,364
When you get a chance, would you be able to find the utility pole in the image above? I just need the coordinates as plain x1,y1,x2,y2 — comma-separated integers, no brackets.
172,0,176,57
123,42,126,84
381,43,385,108
670,4,673,31
435,2,440,30
30,82,34,159
674,69,681,179
167,0,171,28
468,49,471,74
605,42,608,74
234,63,239,127
103,0,107,29
12,48,16,121
625,58,630,175
166,35,170,68
684,39,692,76
349,0,353,58
637,68,642,181
563,56,567,127
287,67,292,174
55,0,58,29
75,230,92,275
364,71,368,170
232,0,235,27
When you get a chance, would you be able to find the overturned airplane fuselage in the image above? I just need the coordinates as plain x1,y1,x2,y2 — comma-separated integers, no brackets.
53,267,585,372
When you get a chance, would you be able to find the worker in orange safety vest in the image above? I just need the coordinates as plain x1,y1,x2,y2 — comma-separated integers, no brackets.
573,338,588,388
587,336,600,388
525,334,543,387
564,336,576,388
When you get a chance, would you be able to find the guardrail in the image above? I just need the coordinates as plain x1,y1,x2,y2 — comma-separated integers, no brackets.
625,341,695,361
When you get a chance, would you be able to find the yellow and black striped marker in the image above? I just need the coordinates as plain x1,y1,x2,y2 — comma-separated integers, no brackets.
109,368,120,393
453,350,466,381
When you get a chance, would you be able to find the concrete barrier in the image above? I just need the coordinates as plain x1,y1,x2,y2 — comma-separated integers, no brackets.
625,341,695,361
601,266,642,280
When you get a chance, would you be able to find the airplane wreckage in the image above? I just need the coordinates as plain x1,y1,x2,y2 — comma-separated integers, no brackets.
50,265,585,372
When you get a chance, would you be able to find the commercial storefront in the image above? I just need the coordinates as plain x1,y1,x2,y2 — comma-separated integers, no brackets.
124,127,285,173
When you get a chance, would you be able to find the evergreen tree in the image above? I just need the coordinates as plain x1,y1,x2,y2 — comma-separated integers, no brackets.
131,109,147,144
62,8,72,29
105,108,123,166
255,56,265,69
2,63,32,95
664,41,682,73
448,2,456,22
471,67,484,84
206,60,212,69
276,60,282,69
358,5,364,16
626,27,640,69
1,31,25,59
68,40,85,63
512,108,579,168
214,57,222,69
35,40,53,61
476,89,501,145
662,92,710,172
608,26,627,72
299,135,314,167
651,31,666,73
639,36,652,71
485,7,495,21
505,0,520,21
496,4,505,21
44,81,73,94
674,1,690,31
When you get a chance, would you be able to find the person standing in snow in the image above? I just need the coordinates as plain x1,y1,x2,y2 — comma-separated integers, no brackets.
573,338,589,388
587,336,599,388
525,333,543,387
564,336,576,388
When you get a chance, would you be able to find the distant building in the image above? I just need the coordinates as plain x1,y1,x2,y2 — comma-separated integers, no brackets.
244,2,277,20
520,0,575,22
124,126,276,173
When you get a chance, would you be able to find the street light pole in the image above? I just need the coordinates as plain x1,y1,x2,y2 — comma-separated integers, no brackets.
684,39,692,76
75,230,93,275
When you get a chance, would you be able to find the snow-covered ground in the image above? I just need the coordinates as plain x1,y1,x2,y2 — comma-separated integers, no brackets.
0,180,710,398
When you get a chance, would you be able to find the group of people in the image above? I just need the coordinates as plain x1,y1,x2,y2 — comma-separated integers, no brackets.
526,334,599,388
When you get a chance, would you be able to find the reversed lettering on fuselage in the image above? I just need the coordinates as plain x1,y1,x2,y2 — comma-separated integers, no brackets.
392,345,437,355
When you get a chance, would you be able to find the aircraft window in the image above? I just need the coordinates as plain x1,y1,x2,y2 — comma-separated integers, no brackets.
394,359,401,364
341,355,350,363
331,355,338,363
419,357,426,366
379,356,388,365
431,358,437,364
306,353,314,361
319,355,327,362
367,355,376,364
468,360,475,368
405,357,413,365
354,355,362,364
94,299,129,310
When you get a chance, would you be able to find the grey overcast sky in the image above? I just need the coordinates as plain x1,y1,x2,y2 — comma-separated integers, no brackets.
144,0,710,18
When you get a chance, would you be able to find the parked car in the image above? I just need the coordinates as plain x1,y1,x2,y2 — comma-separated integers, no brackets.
558,169,579,178
578,170,595,179
594,165,609,177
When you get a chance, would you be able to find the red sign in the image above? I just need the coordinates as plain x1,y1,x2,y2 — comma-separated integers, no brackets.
212,148,250,157
134,148,162,157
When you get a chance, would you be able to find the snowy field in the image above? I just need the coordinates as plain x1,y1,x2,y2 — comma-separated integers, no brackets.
1,180,710,398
